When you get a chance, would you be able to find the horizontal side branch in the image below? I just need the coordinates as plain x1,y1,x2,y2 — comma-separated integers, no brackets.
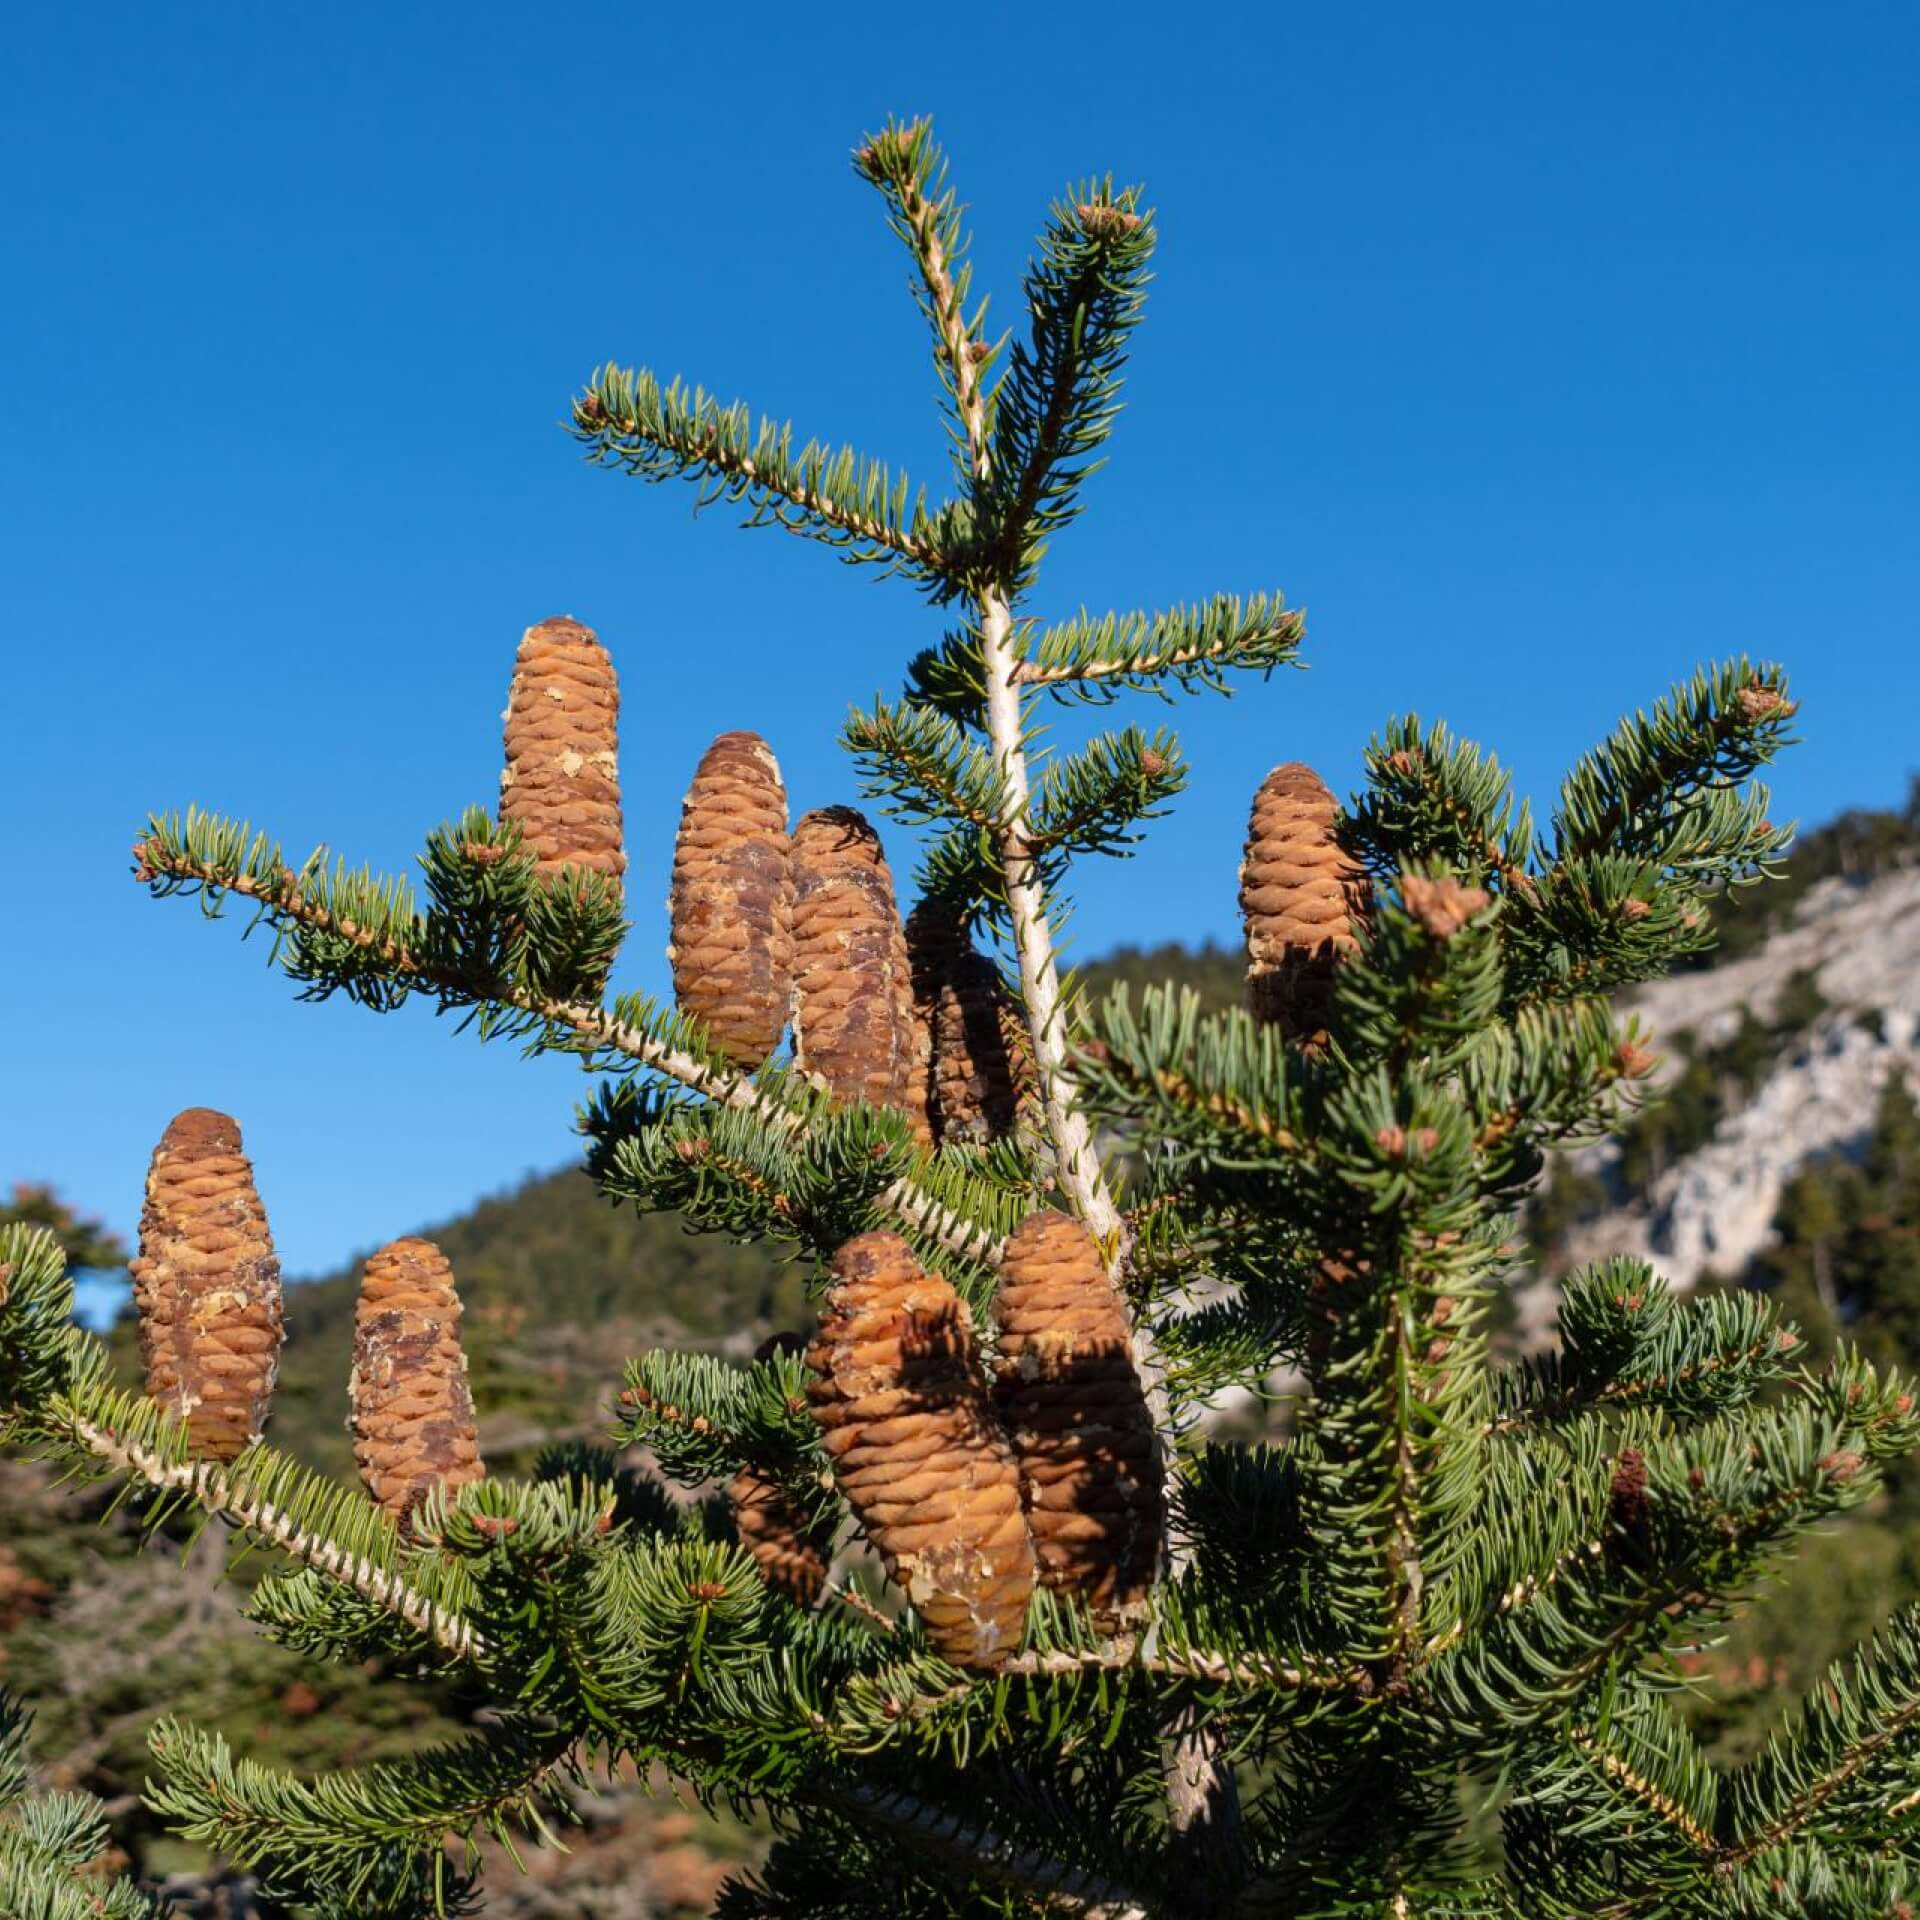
132,834,1002,1269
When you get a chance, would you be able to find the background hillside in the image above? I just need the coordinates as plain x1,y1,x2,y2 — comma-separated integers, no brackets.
6,781,1919,1914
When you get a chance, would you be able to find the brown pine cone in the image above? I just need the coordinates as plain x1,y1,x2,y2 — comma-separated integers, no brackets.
131,1109,284,1463
806,1232,1036,1666
668,731,795,1070
790,809,918,1119
348,1238,485,1527
905,902,1032,1149
1239,762,1369,1046
499,616,626,904
991,1212,1163,1621
728,1463,832,1608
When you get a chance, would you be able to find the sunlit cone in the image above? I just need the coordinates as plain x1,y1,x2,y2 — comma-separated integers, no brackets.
805,1232,1036,1666
499,615,626,905
790,808,918,1119
728,1463,832,1609
668,731,794,1070
991,1211,1164,1622
905,901,1032,1149
348,1238,485,1528
1238,762,1370,1047
131,1108,284,1463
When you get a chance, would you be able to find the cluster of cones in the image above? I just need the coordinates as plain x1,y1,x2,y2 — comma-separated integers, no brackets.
499,615,1031,1151
129,1109,483,1529
122,627,1384,1650
785,1213,1165,1666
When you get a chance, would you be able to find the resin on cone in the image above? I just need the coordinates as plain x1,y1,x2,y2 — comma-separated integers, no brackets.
991,1211,1164,1621
131,1108,284,1463
1238,762,1370,1047
806,1232,1036,1665
668,731,794,1070
728,1463,832,1609
499,616,626,905
905,901,1031,1148
790,808,920,1122
348,1238,485,1527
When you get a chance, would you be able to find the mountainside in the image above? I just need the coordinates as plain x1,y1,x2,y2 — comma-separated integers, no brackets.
1557,864,1920,1288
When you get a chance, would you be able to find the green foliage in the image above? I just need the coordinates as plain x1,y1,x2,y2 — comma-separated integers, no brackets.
0,1690,172,1917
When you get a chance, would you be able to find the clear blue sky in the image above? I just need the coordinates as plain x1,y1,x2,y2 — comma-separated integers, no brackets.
4,3,1915,1290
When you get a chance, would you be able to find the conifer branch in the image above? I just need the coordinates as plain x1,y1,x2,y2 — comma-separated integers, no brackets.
1015,593,1305,703
854,118,993,484
131,814,1003,1269
67,1412,481,1661
828,1781,1154,1919
570,366,966,583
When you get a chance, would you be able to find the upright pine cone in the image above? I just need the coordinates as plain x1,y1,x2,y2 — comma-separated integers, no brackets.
806,1233,1036,1665
668,731,794,1070
790,809,921,1124
499,615,625,904
1239,762,1370,1046
905,901,1031,1148
991,1212,1164,1622
348,1238,485,1528
131,1109,284,1463
728,1463,832,1609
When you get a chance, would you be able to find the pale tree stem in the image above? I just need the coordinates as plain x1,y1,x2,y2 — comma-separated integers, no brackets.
914,176,1235,1880
1163,1707,1247,1912
977,585,1121,1245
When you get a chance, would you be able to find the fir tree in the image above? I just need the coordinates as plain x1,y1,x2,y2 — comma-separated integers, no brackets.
5,118,1920,1917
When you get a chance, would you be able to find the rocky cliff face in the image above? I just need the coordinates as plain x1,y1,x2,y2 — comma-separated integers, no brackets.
1558,865,1920,1288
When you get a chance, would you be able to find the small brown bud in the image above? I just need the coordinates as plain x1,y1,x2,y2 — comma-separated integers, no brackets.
469,1514,519,1540
1819,1450,1865,1484
1687,1467,1707,1490
966,340,993,365
1413,1127,1441,1156
686,1580,730,1603
575,393,606,426
673,1137,712,1165
1401,871,1492,940
1619,897,1652,921
1614,1040,1661,1081
1609,1447,1651,1537
1736,685,1796,722
1375,1126,1408,1156
1138,749,1168,778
